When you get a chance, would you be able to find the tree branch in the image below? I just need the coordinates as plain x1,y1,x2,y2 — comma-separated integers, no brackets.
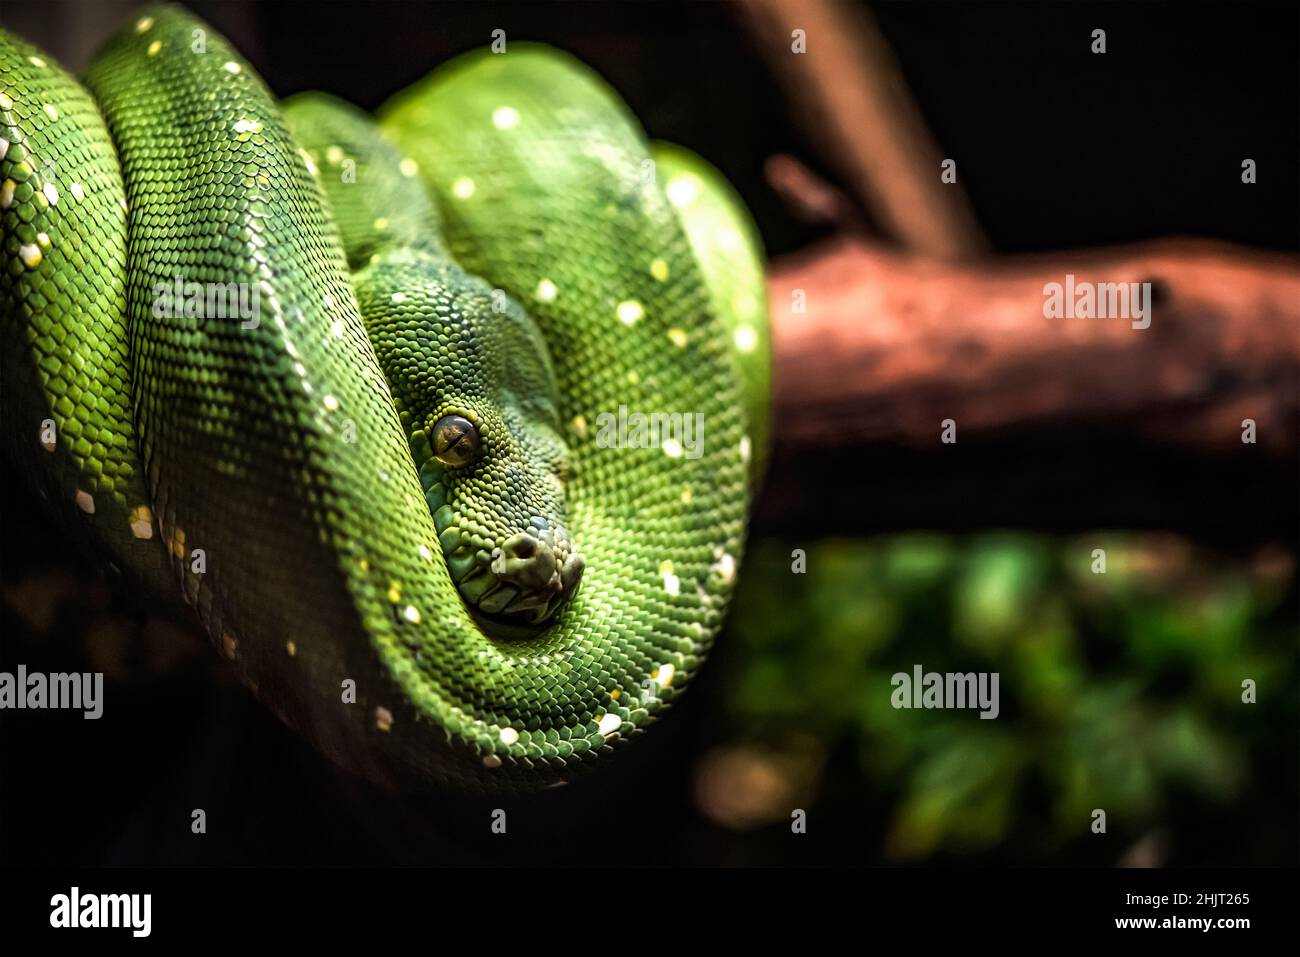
740,0,988,259
769,236,1300,457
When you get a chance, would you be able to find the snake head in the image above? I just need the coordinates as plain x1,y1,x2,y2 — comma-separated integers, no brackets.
428,414,585,625
425,398,584,625
358,251,583,628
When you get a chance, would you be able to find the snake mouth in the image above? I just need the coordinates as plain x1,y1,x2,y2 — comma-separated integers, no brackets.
443,518,584,625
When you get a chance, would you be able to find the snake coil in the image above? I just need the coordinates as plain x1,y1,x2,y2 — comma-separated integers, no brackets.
0,5,768,789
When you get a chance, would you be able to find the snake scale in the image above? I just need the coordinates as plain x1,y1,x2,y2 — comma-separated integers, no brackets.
0,5,768,788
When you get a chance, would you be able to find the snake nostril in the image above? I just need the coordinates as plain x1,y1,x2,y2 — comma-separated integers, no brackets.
509,534,538,559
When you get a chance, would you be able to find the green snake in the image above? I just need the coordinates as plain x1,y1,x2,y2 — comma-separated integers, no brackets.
0,5,768,787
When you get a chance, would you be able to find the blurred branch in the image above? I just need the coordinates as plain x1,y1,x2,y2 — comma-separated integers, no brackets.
769,236,1300,456
740,0,988,259
763,154,864,230
742,1,1295,538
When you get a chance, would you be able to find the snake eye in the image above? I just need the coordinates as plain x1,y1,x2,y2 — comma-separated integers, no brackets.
432,414,480,467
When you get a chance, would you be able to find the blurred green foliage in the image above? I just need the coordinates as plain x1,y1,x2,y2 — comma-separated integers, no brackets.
717,533,1298,862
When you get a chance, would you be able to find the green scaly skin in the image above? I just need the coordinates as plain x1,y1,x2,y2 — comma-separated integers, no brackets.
0,6,769,789
650,142,771,479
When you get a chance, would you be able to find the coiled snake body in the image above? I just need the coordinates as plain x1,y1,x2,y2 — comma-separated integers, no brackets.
0,6,767,788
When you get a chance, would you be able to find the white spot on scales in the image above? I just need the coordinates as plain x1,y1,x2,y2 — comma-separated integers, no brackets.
666,173,699,208
129,505,153,540
597,713,622,736
616,300,644,326
711,549,737,586
659,560,680,597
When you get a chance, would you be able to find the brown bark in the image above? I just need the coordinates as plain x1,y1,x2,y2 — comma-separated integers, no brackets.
769,237,1300,456
756,236,1297,542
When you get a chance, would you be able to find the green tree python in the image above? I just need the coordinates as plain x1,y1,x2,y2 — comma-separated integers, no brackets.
0,5,768,788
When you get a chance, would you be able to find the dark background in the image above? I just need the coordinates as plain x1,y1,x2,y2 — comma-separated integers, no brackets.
1,0,1296,865
13,0,1300,257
